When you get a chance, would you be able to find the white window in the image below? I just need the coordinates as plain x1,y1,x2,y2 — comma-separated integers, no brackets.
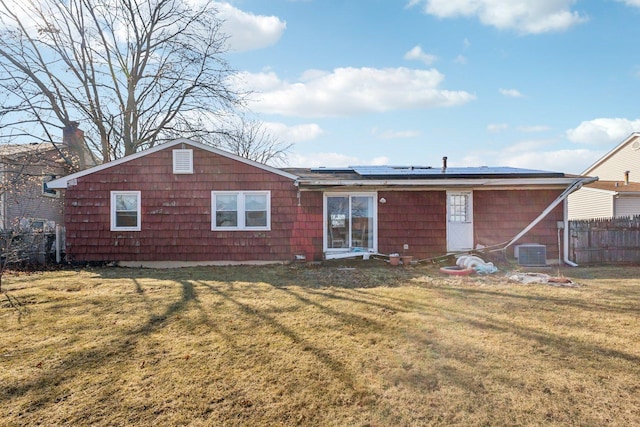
173,149,193,174
111,191,141,231
212,191,270,230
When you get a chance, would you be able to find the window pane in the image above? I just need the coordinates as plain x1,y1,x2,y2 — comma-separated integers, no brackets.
116,212,138,227
216,194,237,211
245,194,267,211
327,196,348,249
216,211,237,227
351,196,374,248
245,211,267,227
449,195,468,222
116,194,138,211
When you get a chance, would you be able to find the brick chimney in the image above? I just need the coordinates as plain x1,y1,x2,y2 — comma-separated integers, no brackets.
63,122,90,169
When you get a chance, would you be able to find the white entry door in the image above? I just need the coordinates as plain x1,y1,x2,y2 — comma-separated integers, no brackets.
447,191,473,252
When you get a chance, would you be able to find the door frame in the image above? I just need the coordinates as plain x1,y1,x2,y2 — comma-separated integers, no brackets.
446,190,474,252
323,192,378,253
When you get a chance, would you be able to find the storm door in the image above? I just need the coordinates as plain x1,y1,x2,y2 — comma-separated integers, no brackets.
446,191,474,252
325,194,376,252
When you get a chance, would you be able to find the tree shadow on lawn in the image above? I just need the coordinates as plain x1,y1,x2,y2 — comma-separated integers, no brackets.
3,270,402,422
5,263,640,425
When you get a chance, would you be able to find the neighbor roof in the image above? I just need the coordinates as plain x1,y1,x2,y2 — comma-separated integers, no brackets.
0,143,56,157
582,180,640,194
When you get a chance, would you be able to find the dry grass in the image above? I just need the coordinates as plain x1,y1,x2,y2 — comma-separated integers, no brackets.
1,262,640,426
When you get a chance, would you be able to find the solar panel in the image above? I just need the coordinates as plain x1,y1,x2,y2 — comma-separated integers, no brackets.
349,166,562,177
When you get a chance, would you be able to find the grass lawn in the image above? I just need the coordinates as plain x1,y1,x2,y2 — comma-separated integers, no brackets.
1,262,640,426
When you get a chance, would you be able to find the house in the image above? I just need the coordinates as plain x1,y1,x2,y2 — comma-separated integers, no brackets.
47,138,593,267
568,132,640,219
0,143,70,232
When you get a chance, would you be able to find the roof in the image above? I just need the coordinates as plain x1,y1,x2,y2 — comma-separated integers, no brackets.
582,180,640,194
47,139,299,189
0,143,57,157
581,132,640,175
283,165,586,188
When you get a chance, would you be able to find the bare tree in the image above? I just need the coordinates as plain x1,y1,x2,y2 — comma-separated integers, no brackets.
0,0,244,163
215,116,293,166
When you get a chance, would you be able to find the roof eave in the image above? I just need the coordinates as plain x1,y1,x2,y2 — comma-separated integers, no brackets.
47,138,299,189
297,177,582,188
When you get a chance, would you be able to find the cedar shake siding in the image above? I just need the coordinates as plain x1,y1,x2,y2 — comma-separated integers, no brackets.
377,190,447,259
63,146,310,262
51,140,587,264
474,189,563,260
376,189,563,260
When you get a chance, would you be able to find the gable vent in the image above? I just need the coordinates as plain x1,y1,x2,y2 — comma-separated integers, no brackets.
173,149,193,174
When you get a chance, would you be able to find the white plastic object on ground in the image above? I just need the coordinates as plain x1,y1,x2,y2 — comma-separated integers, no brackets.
455,255,498,274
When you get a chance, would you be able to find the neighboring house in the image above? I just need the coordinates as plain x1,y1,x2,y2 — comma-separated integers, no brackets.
568,132,640,219
48,138,592,266
0,143,71,232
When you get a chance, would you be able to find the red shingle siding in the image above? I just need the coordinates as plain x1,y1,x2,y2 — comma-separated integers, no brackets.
377,191,447,259
63,146,309,263
474,189,563,259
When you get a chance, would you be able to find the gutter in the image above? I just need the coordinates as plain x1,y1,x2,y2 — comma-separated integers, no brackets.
297,177,580,189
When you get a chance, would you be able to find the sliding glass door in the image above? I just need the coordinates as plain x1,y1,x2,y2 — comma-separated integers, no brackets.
325,193,376,251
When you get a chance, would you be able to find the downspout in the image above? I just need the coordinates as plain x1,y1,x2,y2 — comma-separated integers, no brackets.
501,177,598,266
563,197,577,267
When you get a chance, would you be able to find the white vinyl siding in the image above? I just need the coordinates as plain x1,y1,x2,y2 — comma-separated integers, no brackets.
568,188,613,220
614,196,640,218
587,139,640,181
212,191,270,231
111,191,141,231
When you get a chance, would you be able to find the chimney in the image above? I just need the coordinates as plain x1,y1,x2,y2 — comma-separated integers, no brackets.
63,122,90,170
442,156,448,173
624,170,630,185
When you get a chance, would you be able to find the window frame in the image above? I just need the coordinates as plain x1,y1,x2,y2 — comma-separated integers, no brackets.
110,191,142,231
323,192,377,252
211,191,271,231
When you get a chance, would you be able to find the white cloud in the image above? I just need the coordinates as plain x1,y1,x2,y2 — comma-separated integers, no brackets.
496,149,600,174
215,2,286,51
459,140,602,174
286,152,389,168
616,0,640,7
233,67,476,118
566,118,640,145
499,88,523,98
404,45,438,66
371,127,422,139
487,123,508,132
411,0,587,34
262,122,323,143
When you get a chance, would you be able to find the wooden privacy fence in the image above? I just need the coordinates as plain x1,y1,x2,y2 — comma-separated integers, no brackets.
569,215,640,265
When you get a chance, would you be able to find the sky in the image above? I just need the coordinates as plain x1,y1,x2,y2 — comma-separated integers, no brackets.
216,1,640,174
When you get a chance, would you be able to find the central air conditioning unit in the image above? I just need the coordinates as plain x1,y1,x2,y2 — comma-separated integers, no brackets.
515,244,547,267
